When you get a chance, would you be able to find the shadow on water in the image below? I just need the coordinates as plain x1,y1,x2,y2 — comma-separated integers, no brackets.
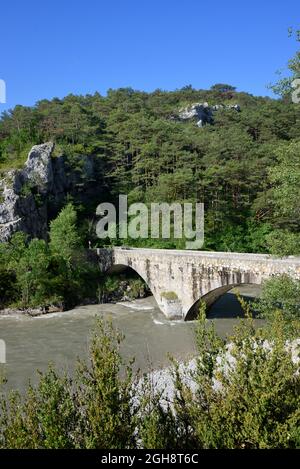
207,284,261,319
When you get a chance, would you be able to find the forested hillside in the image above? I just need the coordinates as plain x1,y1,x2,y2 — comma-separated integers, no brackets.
0,85,299,254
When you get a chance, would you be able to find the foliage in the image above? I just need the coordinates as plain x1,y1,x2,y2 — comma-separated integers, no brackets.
0,82,299,255
269,27,300,98
210,83,237,93
171,308,300,449
98,273,149,303
0,204,101,309
255,274,300,321
0,320,137,449
0,313,299,449
266,229,300,256
0,203,150,309
268,141,300,228
49,203,81,263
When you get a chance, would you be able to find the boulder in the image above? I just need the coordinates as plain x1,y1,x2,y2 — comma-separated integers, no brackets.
178,102,240,127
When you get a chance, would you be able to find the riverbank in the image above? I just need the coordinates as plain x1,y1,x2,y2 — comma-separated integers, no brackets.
0,273,151,318
0,283,261,319
0,306,63,317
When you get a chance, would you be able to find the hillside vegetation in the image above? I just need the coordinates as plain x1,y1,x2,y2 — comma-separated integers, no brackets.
0,85,299,253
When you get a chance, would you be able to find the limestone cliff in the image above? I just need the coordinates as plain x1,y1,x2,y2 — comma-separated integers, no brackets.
177,102,240,127
0,142,105,241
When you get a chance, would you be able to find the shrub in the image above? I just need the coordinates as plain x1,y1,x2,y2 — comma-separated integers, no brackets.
255,274,300,321
0,320,137,449
171,306,300,448
0,312,299,448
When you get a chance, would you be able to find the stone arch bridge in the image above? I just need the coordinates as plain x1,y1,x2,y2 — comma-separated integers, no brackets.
96,247,300,320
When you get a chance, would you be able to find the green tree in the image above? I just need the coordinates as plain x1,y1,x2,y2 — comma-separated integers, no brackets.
49,203,81,265
210,83,236,93
255,274,300,321
12,238,50,307
270,27,300,98
269,141,300,225
49,203,99,308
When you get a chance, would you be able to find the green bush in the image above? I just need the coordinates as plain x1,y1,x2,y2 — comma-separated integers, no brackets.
170,306,300,449
0,312,299,449
255,274,300,321
0,320,137,449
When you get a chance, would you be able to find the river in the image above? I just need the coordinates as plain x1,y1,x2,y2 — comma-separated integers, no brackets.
0,284,262,393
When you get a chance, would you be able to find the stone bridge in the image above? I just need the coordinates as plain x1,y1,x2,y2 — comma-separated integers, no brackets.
96,247,300,320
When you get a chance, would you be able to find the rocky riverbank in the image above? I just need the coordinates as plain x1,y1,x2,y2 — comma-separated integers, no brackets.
0,305,63,317
0,277,150,317
99,277,150,303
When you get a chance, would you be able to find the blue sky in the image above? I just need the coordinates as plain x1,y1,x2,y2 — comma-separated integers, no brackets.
0,0,299,111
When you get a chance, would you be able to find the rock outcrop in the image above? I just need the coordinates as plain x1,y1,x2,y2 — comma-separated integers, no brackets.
178,102,240,127
0,142,105,242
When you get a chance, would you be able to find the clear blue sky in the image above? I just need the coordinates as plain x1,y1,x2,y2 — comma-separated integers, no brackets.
0,0,299,111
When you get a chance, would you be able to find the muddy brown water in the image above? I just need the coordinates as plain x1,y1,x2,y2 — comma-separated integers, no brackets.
0,284,262,393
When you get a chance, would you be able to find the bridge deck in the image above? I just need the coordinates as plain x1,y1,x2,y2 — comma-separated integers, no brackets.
108,247,300,264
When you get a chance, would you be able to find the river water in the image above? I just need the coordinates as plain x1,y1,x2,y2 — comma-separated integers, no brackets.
0,285,262,393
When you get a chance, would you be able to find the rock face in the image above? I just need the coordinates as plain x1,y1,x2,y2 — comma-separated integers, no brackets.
0,142,104,242
178,102,240,127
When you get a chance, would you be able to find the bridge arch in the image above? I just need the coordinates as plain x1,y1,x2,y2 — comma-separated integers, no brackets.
184,283,259,321
102,262,160,307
